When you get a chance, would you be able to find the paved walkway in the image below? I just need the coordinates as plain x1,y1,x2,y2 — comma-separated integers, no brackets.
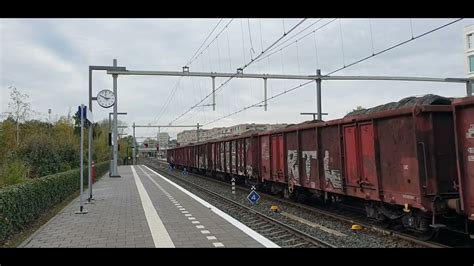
20,165,277,248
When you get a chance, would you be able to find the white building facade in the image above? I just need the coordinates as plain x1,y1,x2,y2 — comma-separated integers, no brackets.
465,25,474,94
176,123,288,146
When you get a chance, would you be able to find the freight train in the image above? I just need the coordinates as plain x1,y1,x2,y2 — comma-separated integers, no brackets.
166,94,474,238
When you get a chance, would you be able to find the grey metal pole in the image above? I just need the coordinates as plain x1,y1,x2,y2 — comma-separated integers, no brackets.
264,78,267,111
112,59,120,177
109,113,113,175
80,105,84,210
158,127,161,157
212,77,216,111
76,105,87,214
196,123,200,143
88,68,94,201
316,69,322,121
133,122,136,165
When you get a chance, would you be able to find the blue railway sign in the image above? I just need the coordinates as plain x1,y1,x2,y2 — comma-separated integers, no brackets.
247,190,260,204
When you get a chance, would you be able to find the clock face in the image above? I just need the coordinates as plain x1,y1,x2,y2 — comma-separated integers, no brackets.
97,89,115,108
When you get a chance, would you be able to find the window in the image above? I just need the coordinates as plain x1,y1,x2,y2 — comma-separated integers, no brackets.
470,55,474,73
468,33,473,49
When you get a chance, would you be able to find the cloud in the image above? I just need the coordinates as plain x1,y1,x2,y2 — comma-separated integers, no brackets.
1,18,473,139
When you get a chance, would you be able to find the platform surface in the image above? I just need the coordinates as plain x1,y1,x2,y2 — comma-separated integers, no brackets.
20,165,277,248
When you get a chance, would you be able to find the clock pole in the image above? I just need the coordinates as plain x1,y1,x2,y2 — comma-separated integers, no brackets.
111,59,121,177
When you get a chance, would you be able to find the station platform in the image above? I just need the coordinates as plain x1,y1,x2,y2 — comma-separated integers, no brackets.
20,165,278,248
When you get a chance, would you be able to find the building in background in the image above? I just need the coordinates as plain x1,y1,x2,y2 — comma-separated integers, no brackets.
465,25,474,94
158,132,170,157
177,123,288,146
169,139,177,149
138,138,158,158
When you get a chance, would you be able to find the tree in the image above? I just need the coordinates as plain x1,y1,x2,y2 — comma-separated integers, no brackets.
3,87,34,147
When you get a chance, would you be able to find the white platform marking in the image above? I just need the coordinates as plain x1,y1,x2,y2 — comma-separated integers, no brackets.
196,225,205,229
206,236,217,240
213,242,224,247
182,211,189,214
201,230,210,234
130,166,174,248
142,165,279,248
188,217,196,220
184,214,192,217
191,221,200,224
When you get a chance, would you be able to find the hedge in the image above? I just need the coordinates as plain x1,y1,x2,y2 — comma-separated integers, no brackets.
0,161,108,243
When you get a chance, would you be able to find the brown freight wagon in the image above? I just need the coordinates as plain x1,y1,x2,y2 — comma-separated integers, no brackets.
453,96,474,228
259,95,459,231
214,132,260,184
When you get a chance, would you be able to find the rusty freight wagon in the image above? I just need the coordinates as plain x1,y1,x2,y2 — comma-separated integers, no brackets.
167,94,467,234
257,95,460,232
453,96,474,237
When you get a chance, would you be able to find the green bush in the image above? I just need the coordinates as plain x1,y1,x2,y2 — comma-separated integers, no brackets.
17,133,80,178
0,161,108,244
0,160,30,188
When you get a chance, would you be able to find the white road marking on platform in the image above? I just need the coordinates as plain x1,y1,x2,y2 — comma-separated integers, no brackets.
192,221,200,224
280,212,346,237
213,242,224,247
130,166,174,248
188,217,196,220
206,236,216,240
178,208,185,211
142,165,279,248
184,214,192,217
182,211,189,214
201,230,210,234
196,225,205,229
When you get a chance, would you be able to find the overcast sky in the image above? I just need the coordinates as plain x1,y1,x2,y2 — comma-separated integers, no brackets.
1,18,473,139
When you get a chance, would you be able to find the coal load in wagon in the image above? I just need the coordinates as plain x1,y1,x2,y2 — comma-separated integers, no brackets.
345,94,452,117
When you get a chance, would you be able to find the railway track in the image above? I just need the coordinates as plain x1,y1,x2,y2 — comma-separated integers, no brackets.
144,158,460,248
144,160,335,248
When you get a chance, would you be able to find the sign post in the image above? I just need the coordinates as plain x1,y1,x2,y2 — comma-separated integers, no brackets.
231,177,236,198
76,105,88,214
247,186,260,205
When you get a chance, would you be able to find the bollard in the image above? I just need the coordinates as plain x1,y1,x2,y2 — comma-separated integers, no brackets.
92,161,96,183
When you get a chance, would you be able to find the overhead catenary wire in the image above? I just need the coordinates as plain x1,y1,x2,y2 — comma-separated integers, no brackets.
168,18,307,125
252,18,337,65
325,18,463,75
369,19,375,55
339,19,345,67
313,31,320,69
263,18,323,56
248,19,256,60
186,19,223,67
204,80,315,126
202,18,464,126
153,19,228,126
187,19,234,67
